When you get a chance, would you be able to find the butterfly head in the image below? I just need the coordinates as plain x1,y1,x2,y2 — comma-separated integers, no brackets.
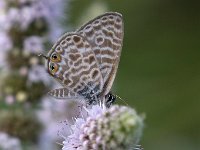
39,52,62,78
47,52,61,75
105,92,116,108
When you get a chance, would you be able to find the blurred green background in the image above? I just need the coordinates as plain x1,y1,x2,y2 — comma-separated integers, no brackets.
69,0,200,150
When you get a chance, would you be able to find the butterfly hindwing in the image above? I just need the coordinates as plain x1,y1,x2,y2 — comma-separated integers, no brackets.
48,88,80,99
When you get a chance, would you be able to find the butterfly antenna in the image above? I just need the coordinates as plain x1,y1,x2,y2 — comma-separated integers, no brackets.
38,53,48,60
115,94,129,106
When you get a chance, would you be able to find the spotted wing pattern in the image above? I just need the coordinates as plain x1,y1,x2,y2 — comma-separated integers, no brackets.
47,33,103,105
48,88,79,99
77,12,124,96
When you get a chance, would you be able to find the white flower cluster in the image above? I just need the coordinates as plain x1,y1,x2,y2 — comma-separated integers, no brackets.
0,132,22,150
0,0,67,62
61,105,144,150
0,0,69,86
0,0,66,33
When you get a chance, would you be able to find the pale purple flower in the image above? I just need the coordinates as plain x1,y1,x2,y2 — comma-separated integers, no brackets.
31,1,49,18
5,95,15,104
5,5,36,30
0,32,12,68
22,0,68,40
20,6,35,29
61,105,144,150
1,0,69,41
40,0,70,42
0,32,13,51
4,0,52,30
0,132,22,150
24,36,44,53
0,1,6,10
28,66,51,85
0,1,10,31
7,7,21,26
0,13,10,31
19,66,28,76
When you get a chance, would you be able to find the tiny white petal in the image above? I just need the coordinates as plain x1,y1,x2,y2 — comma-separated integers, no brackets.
89,133,96,140
82,140,89,148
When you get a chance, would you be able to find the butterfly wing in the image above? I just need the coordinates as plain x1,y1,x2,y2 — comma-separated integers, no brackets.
77,12,124,96
47,33,104,105
48,88,79,99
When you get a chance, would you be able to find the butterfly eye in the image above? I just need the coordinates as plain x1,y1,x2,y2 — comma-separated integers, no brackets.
50,53,61,62
49,63,58,75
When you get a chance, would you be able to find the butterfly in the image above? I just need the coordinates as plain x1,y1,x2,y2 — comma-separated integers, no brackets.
40,12,124,107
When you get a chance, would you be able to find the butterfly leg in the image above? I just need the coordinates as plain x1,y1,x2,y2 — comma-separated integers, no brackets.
105,92,116,108
134,145,144,150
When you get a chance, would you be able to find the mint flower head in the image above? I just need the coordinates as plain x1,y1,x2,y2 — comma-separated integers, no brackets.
61,105,144,150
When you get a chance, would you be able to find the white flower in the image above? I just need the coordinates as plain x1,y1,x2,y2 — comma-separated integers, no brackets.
61,105,144,150
16,91,28,102
0,132,22,150
24,36,44,53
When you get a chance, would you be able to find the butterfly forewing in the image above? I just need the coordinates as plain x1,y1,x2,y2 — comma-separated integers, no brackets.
47,33,103,104
77,12,124,96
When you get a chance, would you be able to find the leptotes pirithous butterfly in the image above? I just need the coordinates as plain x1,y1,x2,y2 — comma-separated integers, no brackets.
41,12,123,107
